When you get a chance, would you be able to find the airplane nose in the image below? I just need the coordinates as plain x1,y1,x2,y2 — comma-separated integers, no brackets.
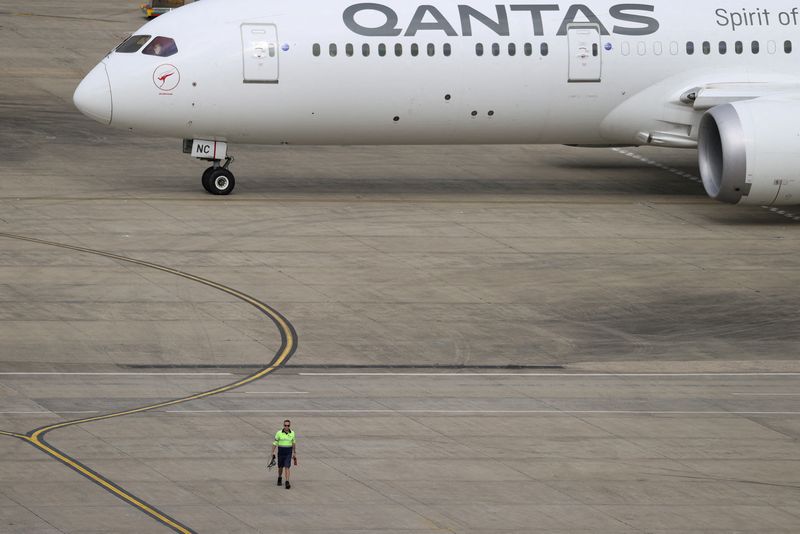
73,62,112,124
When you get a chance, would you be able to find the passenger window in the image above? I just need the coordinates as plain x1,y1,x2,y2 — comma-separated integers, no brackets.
362,44,370,57
395,43,402,56
345,43,354,57
735,41,743,54
411,43,419,57
768,40,776,54
719,41,727,54
540,43,548,56
329,43,337,57
786,40,793,53
702,41,710,55
312,43,320,57
142,36,178,57
492,43,500,56
116,34,151,53
524,43,532,56
653,42,662,55
476,43,484,56
669,41,679,55
508,43,516,56
427,43,435,57
379,43,386,57
686,41,694,55
443,43,452,57
637,42,646,55
752,40,760,54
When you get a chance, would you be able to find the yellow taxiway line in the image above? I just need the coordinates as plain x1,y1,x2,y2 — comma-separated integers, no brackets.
0,232,298,533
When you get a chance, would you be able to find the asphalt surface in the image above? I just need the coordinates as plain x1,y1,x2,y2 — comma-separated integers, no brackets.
0,1,799,532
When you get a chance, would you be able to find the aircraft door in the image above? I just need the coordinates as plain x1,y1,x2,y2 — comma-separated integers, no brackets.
241,24,279,83
567,24,601,82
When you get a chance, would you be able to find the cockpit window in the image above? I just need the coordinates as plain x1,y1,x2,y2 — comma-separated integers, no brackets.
116,35,151,53
142,36,178,57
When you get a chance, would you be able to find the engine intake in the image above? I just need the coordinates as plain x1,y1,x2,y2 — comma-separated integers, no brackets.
698,99,800,206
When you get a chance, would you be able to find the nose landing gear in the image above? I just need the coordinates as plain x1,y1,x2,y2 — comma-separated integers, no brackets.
185,139,236,195
201,157,235,195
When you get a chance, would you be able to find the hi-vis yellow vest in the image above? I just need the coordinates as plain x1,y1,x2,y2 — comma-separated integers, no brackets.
273,429,295,447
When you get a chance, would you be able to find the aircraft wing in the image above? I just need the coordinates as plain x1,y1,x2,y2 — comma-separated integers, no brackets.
601,74,800,149
685,82,800,110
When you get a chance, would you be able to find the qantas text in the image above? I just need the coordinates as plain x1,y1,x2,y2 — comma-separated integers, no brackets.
343,3,659,37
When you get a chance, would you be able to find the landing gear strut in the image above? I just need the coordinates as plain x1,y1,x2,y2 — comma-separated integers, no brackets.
201,157,235,195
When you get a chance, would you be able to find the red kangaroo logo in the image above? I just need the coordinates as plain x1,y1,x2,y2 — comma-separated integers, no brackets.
157,71,175,87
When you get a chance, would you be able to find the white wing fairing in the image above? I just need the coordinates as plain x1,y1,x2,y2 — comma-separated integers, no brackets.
73,0,800,203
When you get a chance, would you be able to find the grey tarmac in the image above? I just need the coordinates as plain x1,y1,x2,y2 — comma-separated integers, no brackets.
0,1,799,533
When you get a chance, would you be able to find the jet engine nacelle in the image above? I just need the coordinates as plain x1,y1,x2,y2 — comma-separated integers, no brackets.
698,99,800,206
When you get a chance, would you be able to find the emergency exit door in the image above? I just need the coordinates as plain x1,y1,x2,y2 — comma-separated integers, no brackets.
567,24,601,82
241,24,279,83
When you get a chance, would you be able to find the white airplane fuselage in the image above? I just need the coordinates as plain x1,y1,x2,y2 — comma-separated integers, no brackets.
74,0,800,204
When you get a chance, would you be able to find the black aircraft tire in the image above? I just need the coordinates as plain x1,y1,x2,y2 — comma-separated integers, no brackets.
208,168,235,195
201,166,215,193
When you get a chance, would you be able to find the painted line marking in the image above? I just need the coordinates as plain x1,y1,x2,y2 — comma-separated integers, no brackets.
0,231,298,534
0,411,100,415
732,393,800,396
611,148,800,222
164,409,800,415
0,372,233,376
242,391,308,394
19,435,193,533
298,372,800,377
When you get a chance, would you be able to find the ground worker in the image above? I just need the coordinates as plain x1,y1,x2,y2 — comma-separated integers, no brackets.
270,419,296,489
